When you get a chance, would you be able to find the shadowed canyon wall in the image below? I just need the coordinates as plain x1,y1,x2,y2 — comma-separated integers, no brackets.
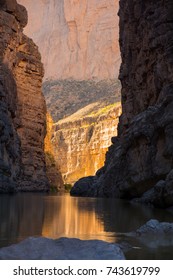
0,0,49,192
18,0,120,81
71,0,173,208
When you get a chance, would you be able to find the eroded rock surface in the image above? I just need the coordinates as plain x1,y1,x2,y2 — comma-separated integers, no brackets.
71,0,173,207
0,0,49,191
0,237,125,260
53,104,121,184
18,0,120,81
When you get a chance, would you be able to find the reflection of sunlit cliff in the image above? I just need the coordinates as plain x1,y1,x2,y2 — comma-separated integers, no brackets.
42,195,108,240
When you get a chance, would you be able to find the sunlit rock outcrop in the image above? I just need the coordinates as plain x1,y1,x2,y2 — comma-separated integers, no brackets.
43,79,121,184
53,103,121,184
18,0,120,81
71,0,173,208
0,0,49,191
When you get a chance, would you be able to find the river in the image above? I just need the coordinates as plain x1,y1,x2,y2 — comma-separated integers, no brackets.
0,193,173,259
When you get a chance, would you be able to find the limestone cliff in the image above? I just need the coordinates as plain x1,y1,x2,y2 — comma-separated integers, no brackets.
71,0,173,208
53,103,121,184
45,113,64,191
0,0,49,192
18,0,120,81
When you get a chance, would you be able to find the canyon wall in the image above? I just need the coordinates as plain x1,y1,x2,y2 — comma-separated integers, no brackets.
53,103,121,184
44,113,64,191
0,0,49,192
18,0,120,81
71,0,173,208
44,79,121,184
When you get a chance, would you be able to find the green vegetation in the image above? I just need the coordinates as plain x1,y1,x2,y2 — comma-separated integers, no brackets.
49,185,58,193
0,168,11,177
87,102,121,117
64,183,73,192
45,151,56,167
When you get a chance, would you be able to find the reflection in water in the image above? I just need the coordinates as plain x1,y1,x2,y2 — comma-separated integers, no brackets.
0,194,45,247
42,196,107,240
1,193,173,259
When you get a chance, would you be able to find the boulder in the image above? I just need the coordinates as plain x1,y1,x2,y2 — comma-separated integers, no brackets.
0,237,125,260
128,219,173,249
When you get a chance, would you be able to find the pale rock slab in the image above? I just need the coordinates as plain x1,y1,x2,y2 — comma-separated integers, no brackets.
18,0,120,80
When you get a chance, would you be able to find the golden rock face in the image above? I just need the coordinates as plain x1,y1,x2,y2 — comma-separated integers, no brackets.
52,104,121,184
44,113,54,155
44,113,64,191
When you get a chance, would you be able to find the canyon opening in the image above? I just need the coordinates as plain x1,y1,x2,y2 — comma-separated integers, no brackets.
1,0,173,261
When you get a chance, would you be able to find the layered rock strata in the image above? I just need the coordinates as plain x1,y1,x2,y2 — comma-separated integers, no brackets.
44,79,121,184
53,103,121,184
0,0,49,192
18,0,120,81
71,0,173,208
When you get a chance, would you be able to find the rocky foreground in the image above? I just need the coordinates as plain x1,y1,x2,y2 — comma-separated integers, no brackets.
0,237,125,260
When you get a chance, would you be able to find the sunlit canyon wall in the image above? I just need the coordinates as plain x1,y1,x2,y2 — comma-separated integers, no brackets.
53,104,121,184
18,0,121,184
72,0,173,208
44,113,64,190
0,0,49,192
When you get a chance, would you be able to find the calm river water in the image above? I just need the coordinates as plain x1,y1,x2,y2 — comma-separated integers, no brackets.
0,193,173,259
